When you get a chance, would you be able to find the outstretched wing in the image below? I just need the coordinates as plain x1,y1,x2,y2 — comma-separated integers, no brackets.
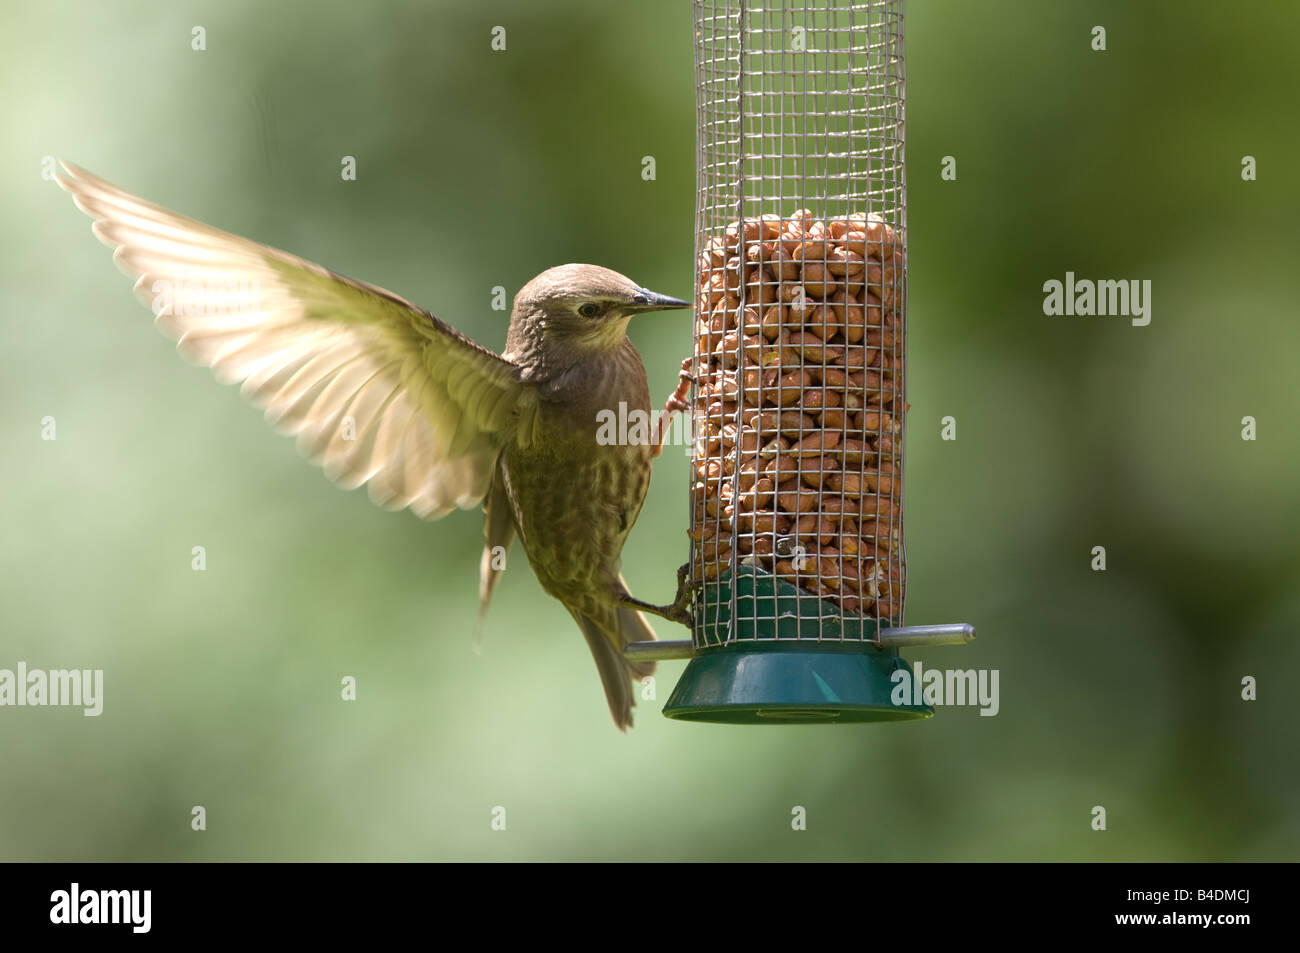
57,161,531,520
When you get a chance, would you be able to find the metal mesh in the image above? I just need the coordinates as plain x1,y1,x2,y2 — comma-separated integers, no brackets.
689,0,907,645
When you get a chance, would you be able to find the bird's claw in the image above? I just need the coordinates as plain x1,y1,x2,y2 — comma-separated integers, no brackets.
651,359,696,458
668,358,693,411
619,563,699,631
664,562,699,630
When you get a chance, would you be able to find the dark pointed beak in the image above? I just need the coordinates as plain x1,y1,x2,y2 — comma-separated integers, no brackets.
629,287,692,312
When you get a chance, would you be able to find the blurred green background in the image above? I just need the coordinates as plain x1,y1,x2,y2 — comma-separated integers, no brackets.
2,0,1297,861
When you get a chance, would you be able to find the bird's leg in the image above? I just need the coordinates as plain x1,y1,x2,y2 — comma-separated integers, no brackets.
650,358,694,459
618,563,698,629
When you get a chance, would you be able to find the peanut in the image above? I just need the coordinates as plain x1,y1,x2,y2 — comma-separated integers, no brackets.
691,212,906,617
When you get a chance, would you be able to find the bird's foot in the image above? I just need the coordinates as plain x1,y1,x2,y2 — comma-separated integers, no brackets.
651,359,694,458
664,357,693,414
619,563,699,630
664,562,700,628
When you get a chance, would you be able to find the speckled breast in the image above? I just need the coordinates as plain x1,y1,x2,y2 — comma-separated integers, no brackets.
501,343,653,598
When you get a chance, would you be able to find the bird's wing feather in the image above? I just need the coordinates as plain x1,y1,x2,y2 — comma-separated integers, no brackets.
474,460,517,650
57,161,532,520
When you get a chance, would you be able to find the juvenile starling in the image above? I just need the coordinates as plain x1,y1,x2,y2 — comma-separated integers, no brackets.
56,162,696,730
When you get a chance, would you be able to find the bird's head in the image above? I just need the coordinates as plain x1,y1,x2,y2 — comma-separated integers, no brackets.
505,264,690,372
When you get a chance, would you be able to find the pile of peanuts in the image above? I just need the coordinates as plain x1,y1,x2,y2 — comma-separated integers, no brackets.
689,210,905,621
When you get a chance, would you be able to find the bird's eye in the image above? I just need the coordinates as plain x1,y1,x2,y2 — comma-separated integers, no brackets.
578,302,601,318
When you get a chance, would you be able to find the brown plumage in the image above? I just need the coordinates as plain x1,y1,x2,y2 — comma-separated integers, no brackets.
55,162,693,730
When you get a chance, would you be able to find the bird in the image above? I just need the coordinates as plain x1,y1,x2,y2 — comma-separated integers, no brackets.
55,161,698,730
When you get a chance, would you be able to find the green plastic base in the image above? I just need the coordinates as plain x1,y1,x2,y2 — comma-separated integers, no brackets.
663,640,932,724
663,566,932,724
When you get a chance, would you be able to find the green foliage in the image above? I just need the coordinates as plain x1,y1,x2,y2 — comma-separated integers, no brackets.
1,0,1296,860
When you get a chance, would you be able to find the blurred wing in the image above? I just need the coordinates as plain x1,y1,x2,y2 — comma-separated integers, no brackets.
57,161,532,520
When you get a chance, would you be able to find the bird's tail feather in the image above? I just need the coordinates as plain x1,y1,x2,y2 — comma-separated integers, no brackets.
574,607,657,731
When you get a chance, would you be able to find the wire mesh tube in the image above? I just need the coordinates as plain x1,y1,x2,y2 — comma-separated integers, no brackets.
689,0,907,646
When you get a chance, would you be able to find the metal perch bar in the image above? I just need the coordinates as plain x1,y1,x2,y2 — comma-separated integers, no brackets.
626,622,975,661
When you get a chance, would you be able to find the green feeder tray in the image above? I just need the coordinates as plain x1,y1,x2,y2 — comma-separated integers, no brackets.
662,567,934,724
663,640,931,724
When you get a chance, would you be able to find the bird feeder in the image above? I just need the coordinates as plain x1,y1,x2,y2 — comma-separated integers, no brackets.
627,0,974,723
